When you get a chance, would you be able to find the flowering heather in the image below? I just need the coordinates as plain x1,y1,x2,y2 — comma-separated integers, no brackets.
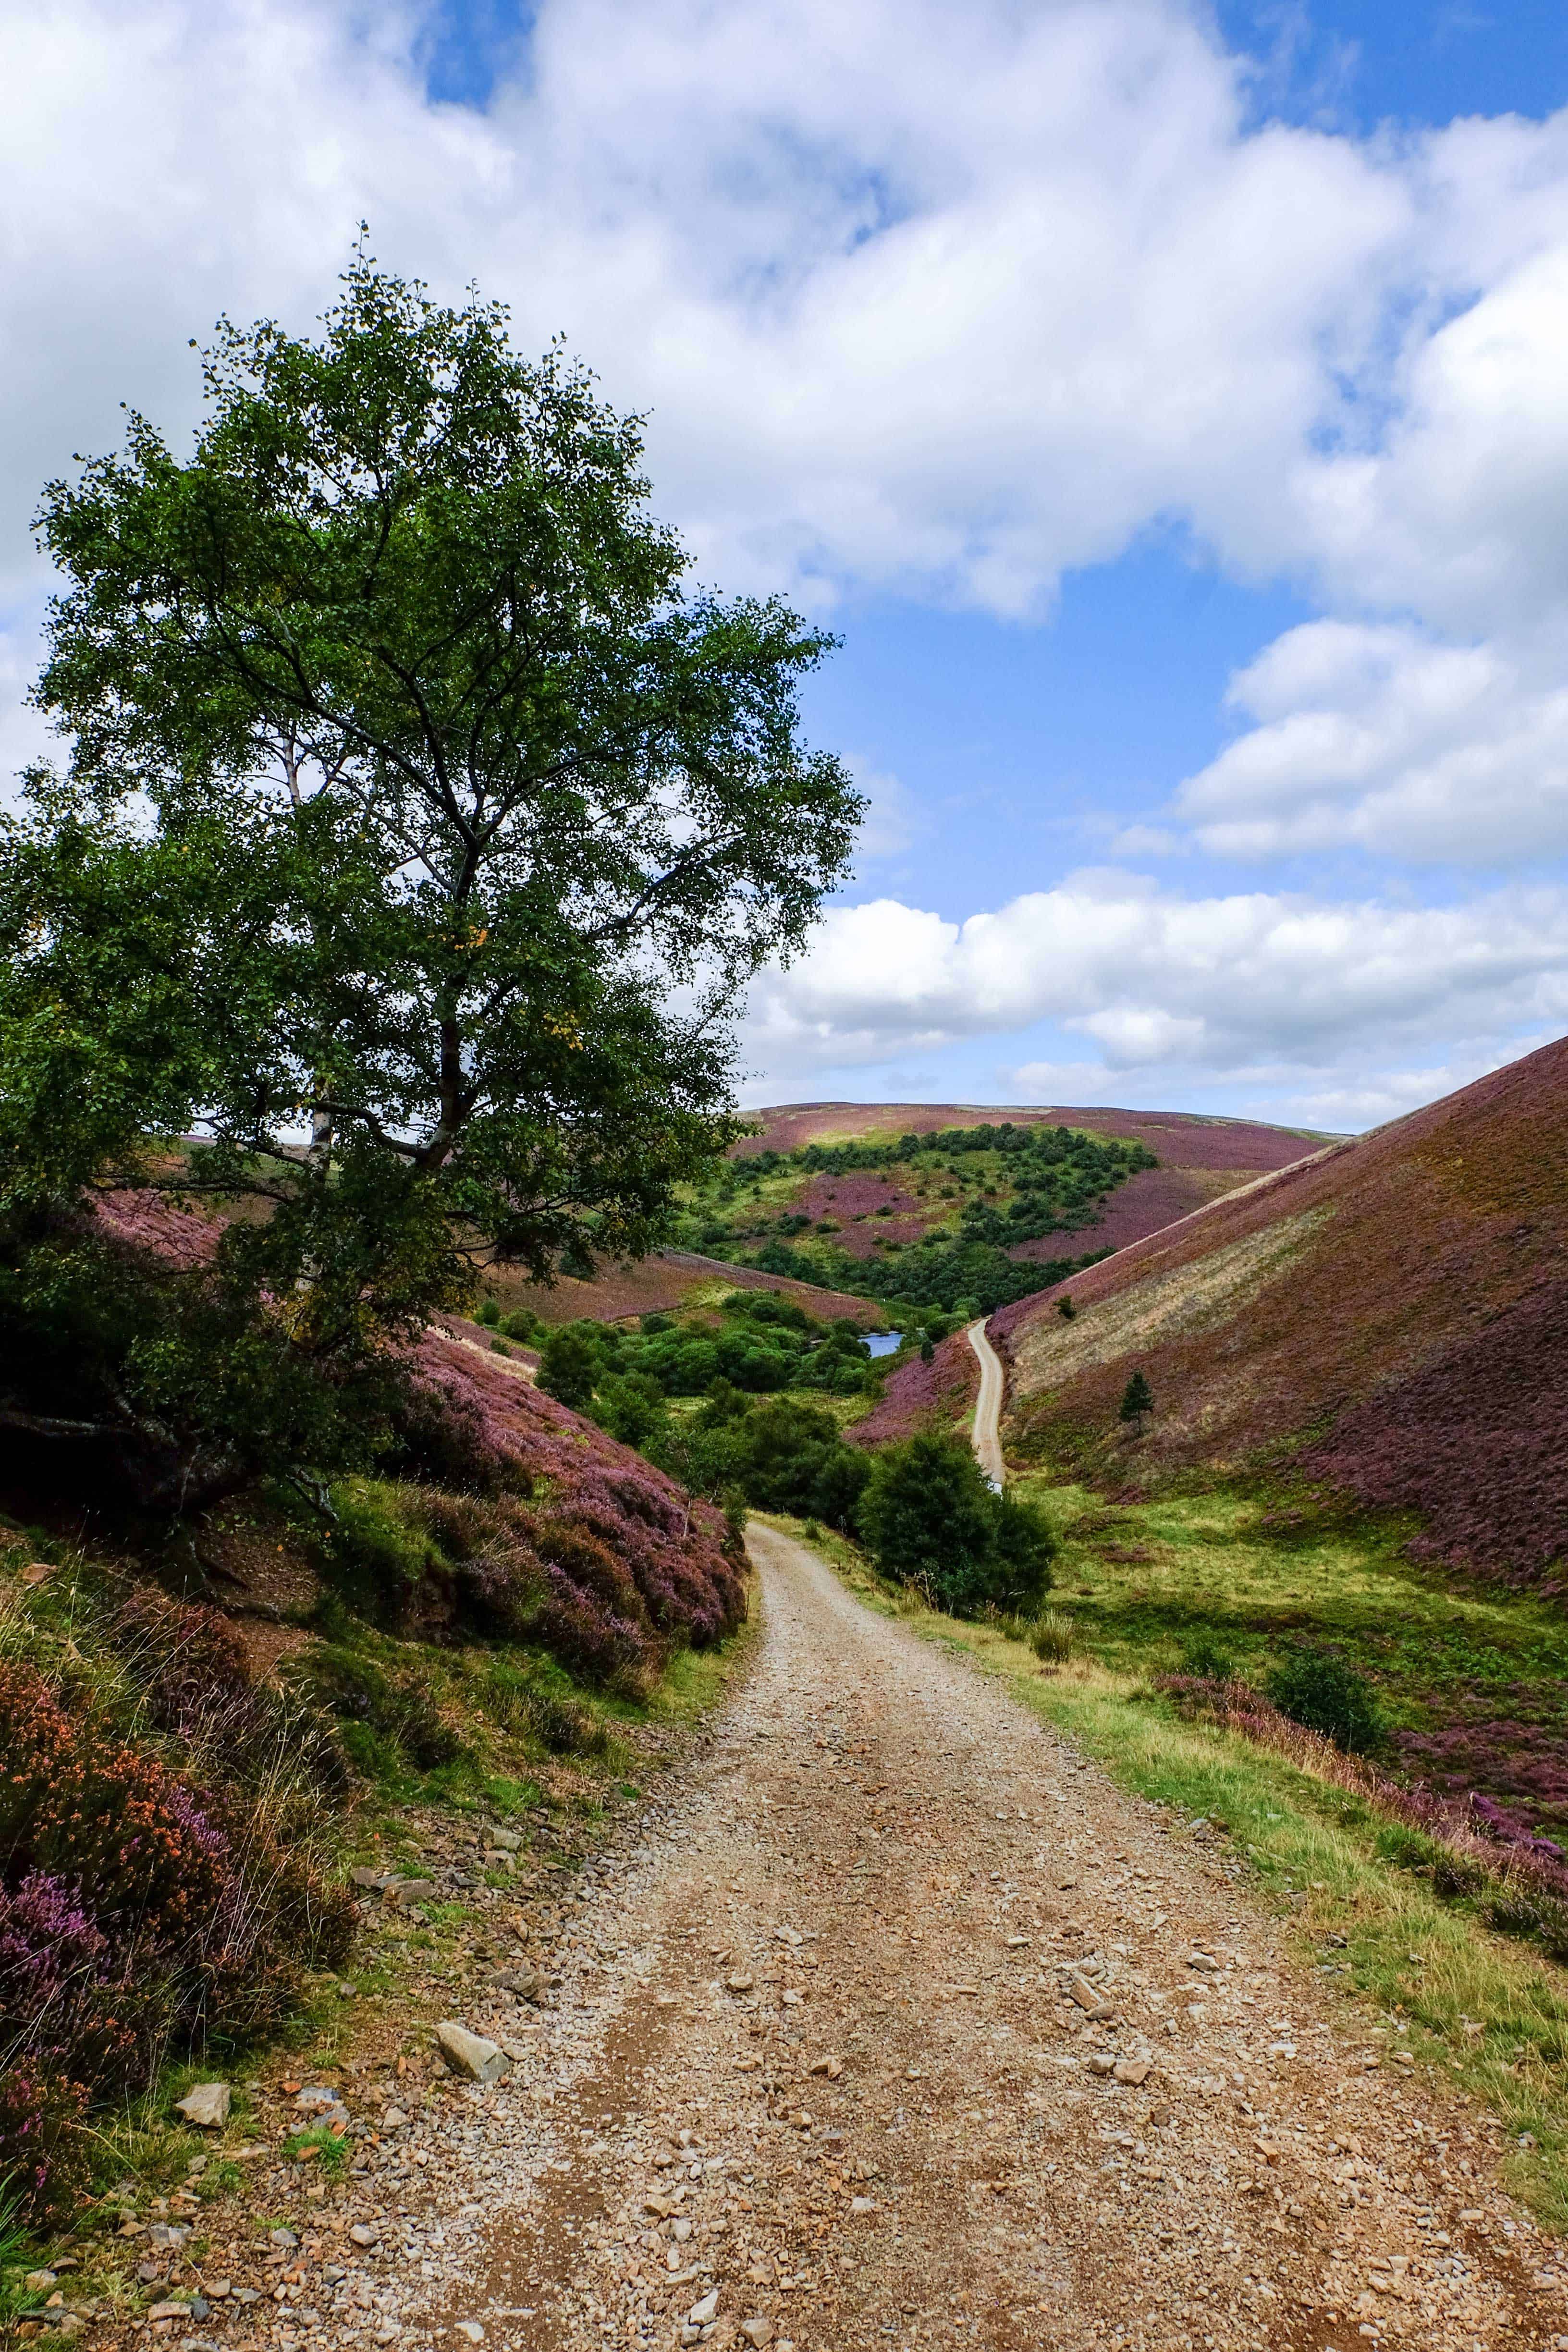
1002,1034,1568,1583
0,2068,88,2223
1009,1164,1243,1264
90,1187,222,1267
849,1328,979,1447
400,1331,745,1684
1302,1276,1568,1589
1161,1672,1568,1923
0,1650,352,2207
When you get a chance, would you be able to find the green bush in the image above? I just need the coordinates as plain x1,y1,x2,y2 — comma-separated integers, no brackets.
502,1307,544,1343
593,1372,668,1447
538,1324,601,1409
856,1435,1054,1615
1264,1643,1383,1755
733,1399,871,1528
476,1298,501,1326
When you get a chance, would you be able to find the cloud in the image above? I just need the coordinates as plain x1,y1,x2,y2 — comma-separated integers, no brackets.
1,0,1562,629
1176,618,1568,862
742,874,1568,1091
8,0,1568,1132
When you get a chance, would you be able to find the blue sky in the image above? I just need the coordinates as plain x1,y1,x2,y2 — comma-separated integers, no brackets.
6,0,1568,1127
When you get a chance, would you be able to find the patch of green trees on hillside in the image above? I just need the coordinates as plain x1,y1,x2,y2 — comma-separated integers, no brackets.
673,1120,1153,1314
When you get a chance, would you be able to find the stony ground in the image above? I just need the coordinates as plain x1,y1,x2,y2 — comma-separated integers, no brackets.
116,1526,1568,2352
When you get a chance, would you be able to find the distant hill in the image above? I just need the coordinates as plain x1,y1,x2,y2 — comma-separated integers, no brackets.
477,1247,887,1330
990,1039,1568,1587
734,1099,1323,1271
491,1101,1324,1334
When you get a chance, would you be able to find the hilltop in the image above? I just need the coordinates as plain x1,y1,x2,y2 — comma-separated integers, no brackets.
992,1036,1568,1585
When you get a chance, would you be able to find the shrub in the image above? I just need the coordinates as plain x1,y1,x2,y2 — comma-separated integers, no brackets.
856,1436,1052,1615
476,1298,501,1327
1119,1370,1153,1423
1265,1643,1383,1755
1057,1296,1077,1320
733,1399,870,1529
538,1326,601,1410
502,1307,544,1343
594,1372,669,1448
0,2069,89,2225
0,1656,353,2211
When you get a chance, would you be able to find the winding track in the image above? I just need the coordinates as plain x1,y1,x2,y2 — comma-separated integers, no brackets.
968,1316,1007,1488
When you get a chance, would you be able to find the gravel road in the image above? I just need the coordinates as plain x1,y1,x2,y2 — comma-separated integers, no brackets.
344,1528,1568,2352
966,1322,1006,1489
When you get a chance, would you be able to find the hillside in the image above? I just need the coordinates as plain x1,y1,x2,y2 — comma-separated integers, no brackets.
662,1100,1319,1320
993,1035,1568,1584
472,1245,885,1331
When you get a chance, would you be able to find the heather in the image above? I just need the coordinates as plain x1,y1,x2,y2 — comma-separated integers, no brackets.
0,1576,352,2220
376,1329,747,1686
1001,1033,1568,1588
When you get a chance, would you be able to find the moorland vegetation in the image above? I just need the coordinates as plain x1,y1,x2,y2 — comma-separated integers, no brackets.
668,1118,1155,1313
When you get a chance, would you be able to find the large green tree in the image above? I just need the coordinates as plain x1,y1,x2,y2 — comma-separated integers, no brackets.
0,248,860,1495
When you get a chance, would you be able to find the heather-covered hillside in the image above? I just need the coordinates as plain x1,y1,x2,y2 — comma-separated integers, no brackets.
722,1099,1321,1298
996,1036,1568,1585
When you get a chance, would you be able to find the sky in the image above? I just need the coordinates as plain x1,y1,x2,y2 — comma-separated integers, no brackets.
5,1,1568,1130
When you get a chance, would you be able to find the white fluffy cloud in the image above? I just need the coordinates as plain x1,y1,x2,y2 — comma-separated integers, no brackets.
2,0,1564,621
8,0,1568,1115
744,874,1568,1090
1176,620,1568,862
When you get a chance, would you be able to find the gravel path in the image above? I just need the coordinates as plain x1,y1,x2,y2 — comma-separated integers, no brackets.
296,1528,1568,2352
967,1322,1006,1489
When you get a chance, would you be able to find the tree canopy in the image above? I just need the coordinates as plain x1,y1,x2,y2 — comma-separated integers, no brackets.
0,247,861,1496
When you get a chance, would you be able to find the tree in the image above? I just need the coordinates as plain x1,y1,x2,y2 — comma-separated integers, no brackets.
537,1326,600,1411
0,247,860,1494
1119,1370,1153,1423
855,1433,1050,1615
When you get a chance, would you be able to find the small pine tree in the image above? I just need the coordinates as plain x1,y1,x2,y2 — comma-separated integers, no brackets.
1057,1296,1077,1320
920,1335,936,1364
1118,1370,1153,1423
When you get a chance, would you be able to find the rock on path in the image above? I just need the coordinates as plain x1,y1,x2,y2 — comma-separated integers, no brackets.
273,1527,1568,2351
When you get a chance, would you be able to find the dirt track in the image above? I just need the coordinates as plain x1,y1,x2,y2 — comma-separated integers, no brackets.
967,1319,1006,1487
398,1525,1568,2352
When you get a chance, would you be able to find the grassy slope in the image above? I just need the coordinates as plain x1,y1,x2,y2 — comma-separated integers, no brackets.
473,1249,886,1331
776,1512,1568,2230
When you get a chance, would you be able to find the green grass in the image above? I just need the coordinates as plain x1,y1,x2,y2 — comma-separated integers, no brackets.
771,1507,1568,2231
1013,1476,1568,1794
